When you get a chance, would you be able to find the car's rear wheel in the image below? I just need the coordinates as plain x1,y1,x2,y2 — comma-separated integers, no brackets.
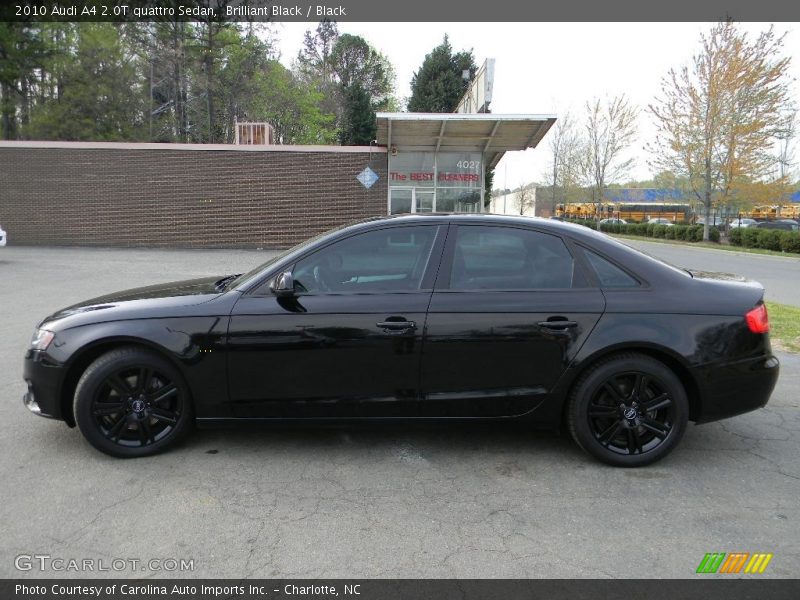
567,353,688,467
74,347,193,458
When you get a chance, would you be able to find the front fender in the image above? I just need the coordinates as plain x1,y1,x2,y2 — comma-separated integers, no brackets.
46,316,231,420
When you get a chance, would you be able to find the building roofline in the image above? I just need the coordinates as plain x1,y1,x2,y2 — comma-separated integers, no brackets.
376,112,557,122
0,140,387,153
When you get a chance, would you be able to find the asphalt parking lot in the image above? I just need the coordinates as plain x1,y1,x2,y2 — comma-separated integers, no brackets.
1,245,798,579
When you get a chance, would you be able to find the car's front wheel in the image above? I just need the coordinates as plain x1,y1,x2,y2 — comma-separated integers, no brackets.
74,347,193,458
567,353,689,467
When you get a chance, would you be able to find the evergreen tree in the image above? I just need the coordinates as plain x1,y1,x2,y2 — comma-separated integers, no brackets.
27,23,146,141
0,22,49,139
408,35,476,112
340,83,376,145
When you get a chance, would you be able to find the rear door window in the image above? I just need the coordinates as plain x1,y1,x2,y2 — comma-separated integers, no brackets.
449,226,577,290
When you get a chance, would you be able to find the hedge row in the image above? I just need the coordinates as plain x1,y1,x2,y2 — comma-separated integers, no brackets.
565,219,720,242
729,227,800,253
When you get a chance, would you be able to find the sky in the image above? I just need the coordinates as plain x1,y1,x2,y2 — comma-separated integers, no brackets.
269,22,799,189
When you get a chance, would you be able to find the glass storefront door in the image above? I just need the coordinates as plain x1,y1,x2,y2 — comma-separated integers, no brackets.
416,190,434,213
390,188,413,214
390,188,436,214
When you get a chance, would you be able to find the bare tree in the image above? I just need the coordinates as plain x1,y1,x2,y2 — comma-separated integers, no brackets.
515,183,536,215
542,111,584,215
776,110,797,181
649,22,794,240
585,95,638,218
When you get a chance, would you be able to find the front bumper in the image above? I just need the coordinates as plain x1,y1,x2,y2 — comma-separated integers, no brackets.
23,350,67,421
694,354,780,423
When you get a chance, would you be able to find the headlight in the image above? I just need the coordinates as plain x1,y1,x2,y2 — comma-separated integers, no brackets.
30,328,55,351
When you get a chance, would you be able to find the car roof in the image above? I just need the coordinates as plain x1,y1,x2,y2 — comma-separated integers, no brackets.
343,213,677,271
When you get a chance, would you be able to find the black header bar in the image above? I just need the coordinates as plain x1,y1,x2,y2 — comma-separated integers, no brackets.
3,579,800,600
2,0,800,22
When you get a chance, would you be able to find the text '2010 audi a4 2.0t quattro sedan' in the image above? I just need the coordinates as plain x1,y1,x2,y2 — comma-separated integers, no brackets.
23,215,779,466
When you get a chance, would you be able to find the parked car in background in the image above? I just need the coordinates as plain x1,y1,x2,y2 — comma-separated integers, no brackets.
752,221,799,232
0,224,6,247
729,218,757,229
648,218,674,226
23,214,779,467
777,219,799,226
696,216,726,227
599,218,628,225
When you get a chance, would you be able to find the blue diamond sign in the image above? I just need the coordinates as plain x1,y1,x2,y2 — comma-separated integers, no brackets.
356,167,379,189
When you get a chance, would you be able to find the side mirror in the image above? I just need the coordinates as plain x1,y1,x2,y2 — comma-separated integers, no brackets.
270,271,295,297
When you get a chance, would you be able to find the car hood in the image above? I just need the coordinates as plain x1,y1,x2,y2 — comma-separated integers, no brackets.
43,276,227,325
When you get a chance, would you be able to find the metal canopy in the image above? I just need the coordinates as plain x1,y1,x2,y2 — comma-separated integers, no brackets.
376,112,557,168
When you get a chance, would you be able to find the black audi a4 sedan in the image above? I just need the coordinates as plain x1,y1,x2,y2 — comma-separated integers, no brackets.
23,214,779,466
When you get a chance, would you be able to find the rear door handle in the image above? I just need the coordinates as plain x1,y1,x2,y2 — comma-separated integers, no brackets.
537,319,578,330
376,320,416,331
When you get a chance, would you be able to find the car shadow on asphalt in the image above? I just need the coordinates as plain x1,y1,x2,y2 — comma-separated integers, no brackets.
183,421,583,462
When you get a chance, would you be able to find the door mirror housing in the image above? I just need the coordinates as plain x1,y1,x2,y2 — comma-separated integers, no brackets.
271,271,295,296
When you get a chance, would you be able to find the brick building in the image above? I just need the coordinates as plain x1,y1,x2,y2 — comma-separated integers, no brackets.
0,142,387,249
0,113,554,249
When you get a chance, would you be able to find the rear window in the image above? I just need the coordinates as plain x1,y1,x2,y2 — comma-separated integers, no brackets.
584,250,639,288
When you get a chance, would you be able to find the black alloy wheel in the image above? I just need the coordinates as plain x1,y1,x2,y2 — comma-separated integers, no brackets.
74,347,193,457
567,353,688,467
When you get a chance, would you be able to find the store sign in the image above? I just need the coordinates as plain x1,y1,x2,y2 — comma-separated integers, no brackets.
438,172,480,183
390,172,479,184
390,172,432,182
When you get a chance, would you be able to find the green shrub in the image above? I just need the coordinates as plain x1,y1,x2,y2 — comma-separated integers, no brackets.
729,228,743,246
689,225,704,242
673,225,687,240
741,227,760,248
646,222,656,237
708,227,721,243
567,218,598,230
758,229,783,251
626,223,640,236
653,224,667,238
779,232,800,254
664,226,676,239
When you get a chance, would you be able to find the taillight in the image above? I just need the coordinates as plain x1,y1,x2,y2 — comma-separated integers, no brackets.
745,304,769,334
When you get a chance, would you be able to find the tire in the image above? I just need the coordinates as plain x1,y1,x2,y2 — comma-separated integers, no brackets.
74,347,194,458
567,353,688,467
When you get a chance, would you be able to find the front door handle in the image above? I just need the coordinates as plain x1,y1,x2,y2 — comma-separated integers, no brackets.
376,319,416,332
537,319,578,330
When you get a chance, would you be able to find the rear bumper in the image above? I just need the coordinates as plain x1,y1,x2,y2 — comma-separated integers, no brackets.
22,350,67,422
694,354,779,423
